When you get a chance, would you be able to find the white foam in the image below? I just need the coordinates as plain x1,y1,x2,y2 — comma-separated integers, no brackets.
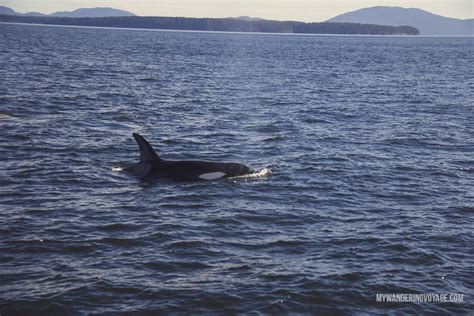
230,168,272,180
0,113,15,120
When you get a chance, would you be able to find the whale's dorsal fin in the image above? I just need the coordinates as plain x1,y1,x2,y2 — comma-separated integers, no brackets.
133,133,161,163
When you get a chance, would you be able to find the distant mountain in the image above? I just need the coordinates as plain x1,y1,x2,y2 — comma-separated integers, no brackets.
328,6,473,36
50,7,135,18
0,5,16,15
24,12,46,17
0,6,135,17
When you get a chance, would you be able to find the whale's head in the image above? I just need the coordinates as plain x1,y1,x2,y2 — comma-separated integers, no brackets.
225,162,252,177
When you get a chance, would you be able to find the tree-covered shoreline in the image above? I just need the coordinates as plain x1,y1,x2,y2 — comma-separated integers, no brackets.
0,15,420,35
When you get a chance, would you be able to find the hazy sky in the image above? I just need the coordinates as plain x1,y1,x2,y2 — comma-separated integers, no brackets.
2,0,473,21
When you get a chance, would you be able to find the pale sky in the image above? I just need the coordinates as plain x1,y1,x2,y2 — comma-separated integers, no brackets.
1,0,473,21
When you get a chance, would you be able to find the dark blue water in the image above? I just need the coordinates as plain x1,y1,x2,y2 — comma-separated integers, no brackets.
1,23,473,314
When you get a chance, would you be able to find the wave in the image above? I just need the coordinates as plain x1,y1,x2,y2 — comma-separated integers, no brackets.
230,168,272,179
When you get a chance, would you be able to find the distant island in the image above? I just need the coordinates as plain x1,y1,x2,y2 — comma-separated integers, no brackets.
0,14,419,35
1,5,472,36
328,6,473,36
0,6,135,17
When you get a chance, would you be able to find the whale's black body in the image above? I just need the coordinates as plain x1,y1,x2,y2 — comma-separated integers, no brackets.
124,133,253,181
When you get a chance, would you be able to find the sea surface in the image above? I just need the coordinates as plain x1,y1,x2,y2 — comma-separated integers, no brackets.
0,23,473,315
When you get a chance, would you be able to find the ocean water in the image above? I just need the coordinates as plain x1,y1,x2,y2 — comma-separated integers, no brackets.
0,23,473,314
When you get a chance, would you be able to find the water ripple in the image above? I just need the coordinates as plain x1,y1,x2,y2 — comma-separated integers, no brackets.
0,24,472,314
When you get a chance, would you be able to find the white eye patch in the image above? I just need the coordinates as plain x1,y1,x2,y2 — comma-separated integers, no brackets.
199,172,226,180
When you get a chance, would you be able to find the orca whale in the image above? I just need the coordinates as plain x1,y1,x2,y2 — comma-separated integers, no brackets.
124,133,253,181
